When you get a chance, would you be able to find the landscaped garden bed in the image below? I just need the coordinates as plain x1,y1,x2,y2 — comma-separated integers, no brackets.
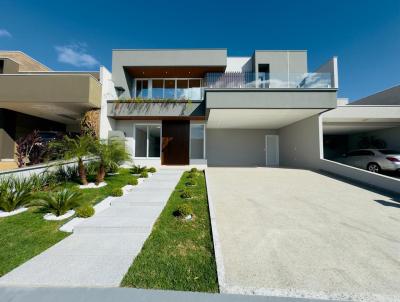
0,167,138,277
120,169,219,293
0,131,158,277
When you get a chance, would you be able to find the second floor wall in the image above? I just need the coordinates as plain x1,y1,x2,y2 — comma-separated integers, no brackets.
112,49,337,101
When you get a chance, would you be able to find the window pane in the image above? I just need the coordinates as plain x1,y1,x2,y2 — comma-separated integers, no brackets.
177,80,188,100
135,125,147,157
152,80,163,99
164,79,175,99
148,125,161,157
190,124,204,159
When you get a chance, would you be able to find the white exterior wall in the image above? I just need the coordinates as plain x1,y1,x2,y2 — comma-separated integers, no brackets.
206,129,277,167
278,115,322,169
225,57,252,72
99,66,117,139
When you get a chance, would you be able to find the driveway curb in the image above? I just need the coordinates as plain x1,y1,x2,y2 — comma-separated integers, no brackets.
204,169,227,293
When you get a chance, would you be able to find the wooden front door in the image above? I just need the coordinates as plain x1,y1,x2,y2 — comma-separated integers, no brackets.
162,120,189,165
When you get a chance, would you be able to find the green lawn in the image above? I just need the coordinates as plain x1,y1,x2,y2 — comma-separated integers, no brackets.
62,168,135,206
121,171,219,293
0,168,134,277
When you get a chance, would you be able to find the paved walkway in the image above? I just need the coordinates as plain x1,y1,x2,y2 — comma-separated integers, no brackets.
206,167,400,302
0,169,182,287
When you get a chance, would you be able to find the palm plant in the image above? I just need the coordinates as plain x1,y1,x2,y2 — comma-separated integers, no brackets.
0,178,33,212
30,188,83,217
92,139,130,184
50,135,94,185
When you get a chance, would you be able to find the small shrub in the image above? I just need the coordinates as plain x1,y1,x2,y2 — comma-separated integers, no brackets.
140,171,148,178
30,188,83,216
53,165,78,183
185,180,196,187
75,204,95,218
30,172,57,191
128,177,138,186
174,203,193,217
111,188,123,197
147,167,156,173
0,178,33,212
190,167,198,173
85,161,99,176
131,165,147,174
107,162,119,174
180,189,193,199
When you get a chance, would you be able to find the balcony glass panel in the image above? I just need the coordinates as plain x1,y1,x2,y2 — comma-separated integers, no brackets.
135,80,149,98
152,80,164,99
188,79,202,100
176,80,188,100
164,79,175,99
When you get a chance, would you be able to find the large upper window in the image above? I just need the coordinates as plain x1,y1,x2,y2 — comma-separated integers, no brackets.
135,124,161,158
133,78,203,100
190,124,205,159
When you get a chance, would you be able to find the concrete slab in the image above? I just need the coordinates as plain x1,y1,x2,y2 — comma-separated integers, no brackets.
0,169,183,287
206,167,400,302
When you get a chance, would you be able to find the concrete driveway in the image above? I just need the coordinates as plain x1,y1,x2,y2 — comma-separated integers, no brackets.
206,168,400,302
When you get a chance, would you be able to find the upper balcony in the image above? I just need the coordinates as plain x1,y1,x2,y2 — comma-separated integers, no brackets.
204,72,334,89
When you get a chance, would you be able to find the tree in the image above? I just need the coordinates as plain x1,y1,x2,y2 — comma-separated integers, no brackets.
15,130,47,167
50,135,94,185
92,139,130,184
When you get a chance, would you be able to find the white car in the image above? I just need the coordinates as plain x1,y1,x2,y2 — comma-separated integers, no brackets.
336,149,400,173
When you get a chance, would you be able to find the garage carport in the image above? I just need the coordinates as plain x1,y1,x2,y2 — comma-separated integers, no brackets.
322,106,400,162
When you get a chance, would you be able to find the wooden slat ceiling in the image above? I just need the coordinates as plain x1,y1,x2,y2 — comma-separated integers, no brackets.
125,66,225,78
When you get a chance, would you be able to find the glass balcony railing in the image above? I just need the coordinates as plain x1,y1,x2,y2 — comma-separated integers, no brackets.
204,72,333,89
134,79,203,101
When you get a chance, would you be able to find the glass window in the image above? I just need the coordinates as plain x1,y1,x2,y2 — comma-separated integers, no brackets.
135,125,147,157
152,80,164,99
135,125,161,158
190,124,205,159
164,79,175,99
148,125,161,157
135,80,148,98
176,80,188,100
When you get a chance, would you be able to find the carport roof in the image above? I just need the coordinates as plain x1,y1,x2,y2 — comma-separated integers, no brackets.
322,105,400,134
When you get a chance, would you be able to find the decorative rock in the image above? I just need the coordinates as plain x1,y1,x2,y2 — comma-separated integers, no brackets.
79,182,107,189
44,210,75,221
0,207,28,218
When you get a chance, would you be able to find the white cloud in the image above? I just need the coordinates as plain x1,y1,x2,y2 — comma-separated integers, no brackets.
0,29,12,38
55,43,99,68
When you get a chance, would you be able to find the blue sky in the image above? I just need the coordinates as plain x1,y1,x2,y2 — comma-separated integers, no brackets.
1,0,399,101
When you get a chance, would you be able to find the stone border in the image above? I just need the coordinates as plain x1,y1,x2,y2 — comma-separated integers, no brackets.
0,207,28,217
204,169,227,293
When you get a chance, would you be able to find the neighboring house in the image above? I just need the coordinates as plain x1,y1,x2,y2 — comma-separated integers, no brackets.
0,51,102,167
104,49,338,168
